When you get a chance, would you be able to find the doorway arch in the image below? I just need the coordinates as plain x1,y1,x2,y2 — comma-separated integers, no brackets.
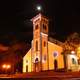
54,59,58,71
34,58,39,72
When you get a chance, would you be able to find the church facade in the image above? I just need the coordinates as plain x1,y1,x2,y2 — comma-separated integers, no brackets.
23,13,80,72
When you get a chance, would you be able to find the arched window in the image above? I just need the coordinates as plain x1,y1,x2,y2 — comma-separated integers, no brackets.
43,24,46,30
26,60,28,63
72,58,76,64
36,41,38,51
44,41,46,47
54,59,58,70
35,58,38,63
35,25,39,30
78,59,80,64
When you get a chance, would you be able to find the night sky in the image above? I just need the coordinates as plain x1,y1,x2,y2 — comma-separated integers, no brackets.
0,0,80,45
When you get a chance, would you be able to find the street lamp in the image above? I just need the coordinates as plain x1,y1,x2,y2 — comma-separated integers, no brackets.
71,51,75,54
2,64,6,69
2,64,11,74
7,65,11,69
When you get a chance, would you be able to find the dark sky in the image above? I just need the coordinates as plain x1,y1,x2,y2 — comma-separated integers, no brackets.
0,0,80,45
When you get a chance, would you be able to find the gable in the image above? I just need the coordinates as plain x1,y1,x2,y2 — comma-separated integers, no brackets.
23,48,31,60
48,41,63,55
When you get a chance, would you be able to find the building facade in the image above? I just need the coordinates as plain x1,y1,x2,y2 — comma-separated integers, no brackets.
23,13,80,72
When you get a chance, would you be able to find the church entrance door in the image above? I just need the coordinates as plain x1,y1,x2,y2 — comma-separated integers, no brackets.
54,59,58,71
26,65,28,72
34,58,40,72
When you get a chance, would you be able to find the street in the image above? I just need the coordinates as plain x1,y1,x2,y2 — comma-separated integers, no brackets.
0,71,80,80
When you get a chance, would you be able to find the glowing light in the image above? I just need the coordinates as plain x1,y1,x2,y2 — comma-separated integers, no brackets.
2,64,6,68
71,51,75,54
37,5,42,11
7,65,11,69
77,47,80,50
2,64,11,69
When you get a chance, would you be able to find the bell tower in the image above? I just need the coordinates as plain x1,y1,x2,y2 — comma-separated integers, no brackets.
31,13,49,72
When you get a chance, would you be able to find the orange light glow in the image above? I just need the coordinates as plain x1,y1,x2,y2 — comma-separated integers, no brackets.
2,64,11,69
7,65,11,69
71,51,75,54
2,64,6,68
78,47,80,50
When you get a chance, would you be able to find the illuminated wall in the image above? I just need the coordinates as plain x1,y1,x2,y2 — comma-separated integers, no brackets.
41,34,48,71
77,47,80,59
23,49,31,72
48,41,64,70
67,54,78,71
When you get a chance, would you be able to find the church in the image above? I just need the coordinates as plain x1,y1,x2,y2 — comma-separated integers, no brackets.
23,13,80,72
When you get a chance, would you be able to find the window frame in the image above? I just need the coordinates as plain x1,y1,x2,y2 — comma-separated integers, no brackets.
36,40,38,51
35,24,39,30
72,58,76,64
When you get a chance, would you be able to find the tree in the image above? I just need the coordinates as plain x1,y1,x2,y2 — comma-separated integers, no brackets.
64,32,80,51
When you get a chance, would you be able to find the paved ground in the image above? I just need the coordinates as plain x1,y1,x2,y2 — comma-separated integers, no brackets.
0,71,80,80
